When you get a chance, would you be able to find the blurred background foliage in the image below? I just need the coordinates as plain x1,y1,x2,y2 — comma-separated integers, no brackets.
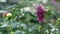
0,0,60,34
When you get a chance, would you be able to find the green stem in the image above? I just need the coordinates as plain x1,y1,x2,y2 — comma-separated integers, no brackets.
46,15,50,34
54,27,56,34
54,23,57,34
9,20,13,34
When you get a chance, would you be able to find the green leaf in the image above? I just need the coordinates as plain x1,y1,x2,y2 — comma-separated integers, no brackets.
45,10,52,15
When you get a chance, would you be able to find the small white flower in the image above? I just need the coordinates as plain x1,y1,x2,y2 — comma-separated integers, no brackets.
23,7,31,12
45,30,49,34
51,28,58,32
20,8,23,12
12,7,15,9
22,13,25,16
52,28,55,32
33,3,36,7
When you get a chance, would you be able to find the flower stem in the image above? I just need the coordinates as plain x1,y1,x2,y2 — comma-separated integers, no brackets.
9,20,13,34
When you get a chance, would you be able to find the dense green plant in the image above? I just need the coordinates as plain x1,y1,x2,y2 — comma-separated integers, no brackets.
0,0,60,34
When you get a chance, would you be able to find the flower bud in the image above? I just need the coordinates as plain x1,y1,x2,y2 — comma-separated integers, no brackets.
6,13,12,20
6,13,12,17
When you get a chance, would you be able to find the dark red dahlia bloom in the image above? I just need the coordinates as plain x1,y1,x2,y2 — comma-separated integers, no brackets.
36,4,45,23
